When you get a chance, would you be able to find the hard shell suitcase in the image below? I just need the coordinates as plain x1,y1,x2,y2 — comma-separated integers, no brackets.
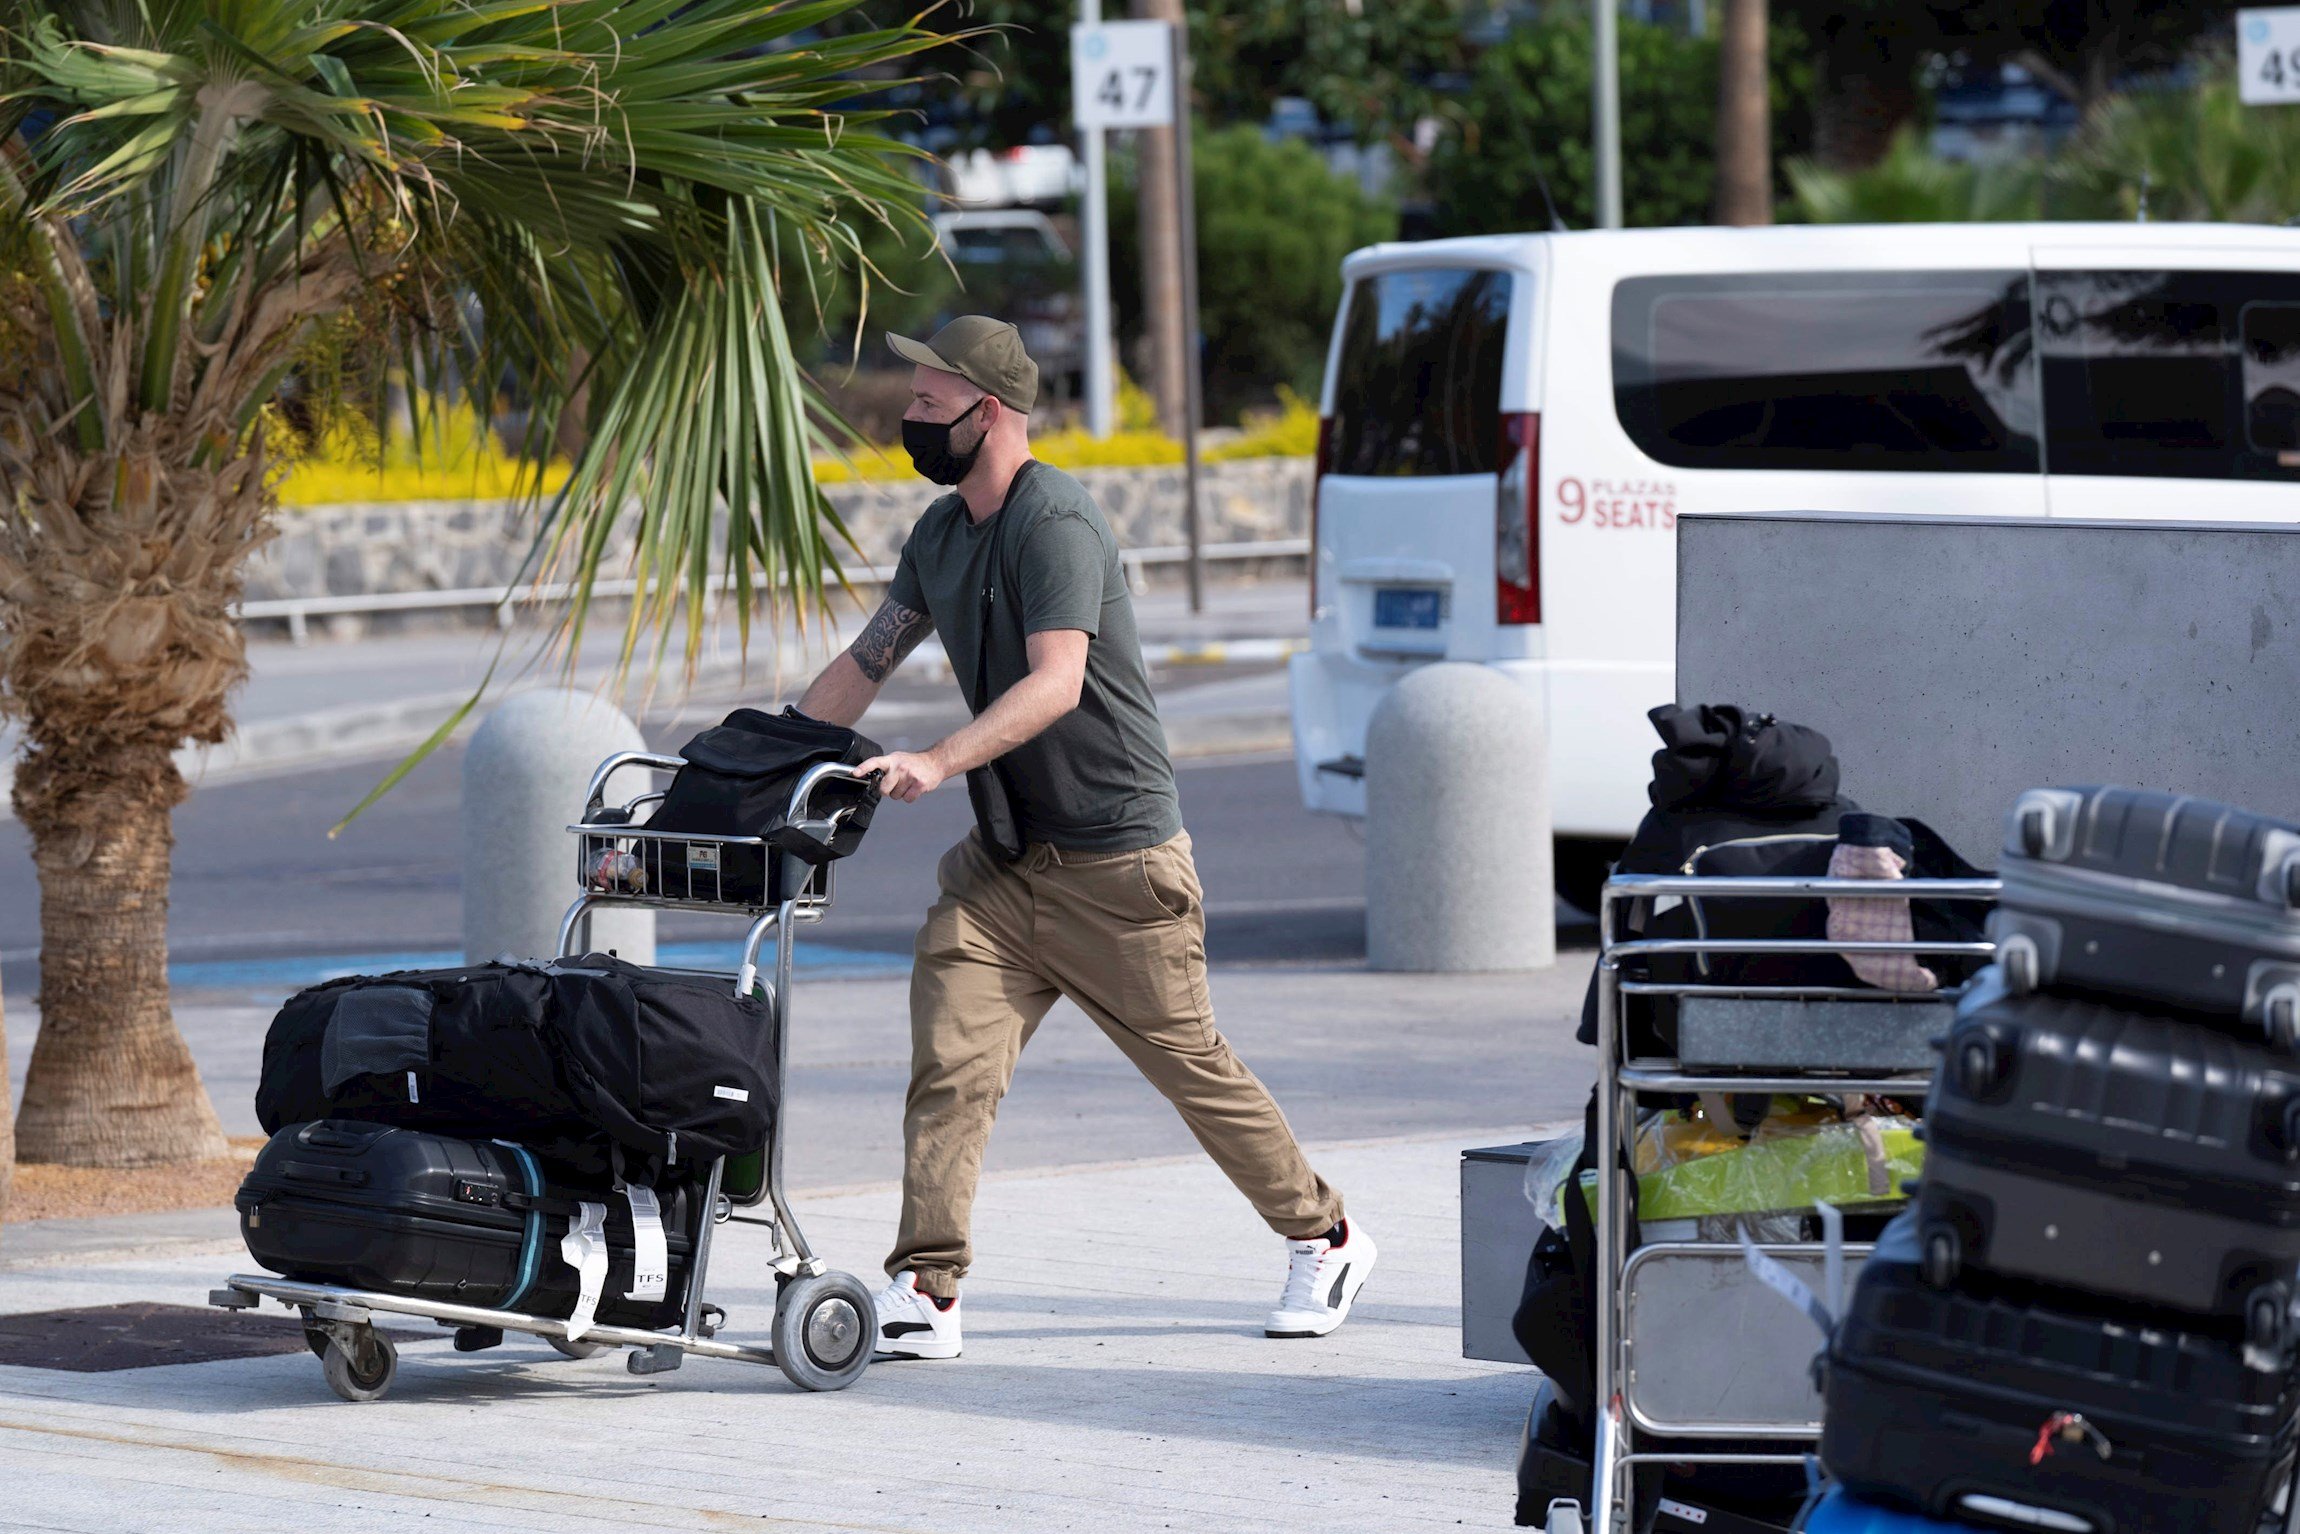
1797,1489,1991,1534
1990,786,2300,1046
1819,1214,2300,1534
1916,975,2300,1337
236,1120,694,1331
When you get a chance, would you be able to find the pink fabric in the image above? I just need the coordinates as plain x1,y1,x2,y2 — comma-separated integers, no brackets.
1826,843,1938,993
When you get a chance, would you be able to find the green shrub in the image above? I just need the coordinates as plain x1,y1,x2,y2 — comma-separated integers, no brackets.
1115,125,1397,422
2056,68,2300,224
1429,14,1813,234
1788,61,2300,228
1788,127,2048,223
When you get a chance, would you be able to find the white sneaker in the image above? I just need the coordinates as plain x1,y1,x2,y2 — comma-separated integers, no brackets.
872,1272,962,1359
1265,1219,1377,1338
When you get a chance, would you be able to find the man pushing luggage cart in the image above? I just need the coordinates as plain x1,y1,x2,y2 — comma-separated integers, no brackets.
792,316,1376,1359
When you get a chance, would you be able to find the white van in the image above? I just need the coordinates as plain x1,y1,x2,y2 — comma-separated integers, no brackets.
1289,223,2300,901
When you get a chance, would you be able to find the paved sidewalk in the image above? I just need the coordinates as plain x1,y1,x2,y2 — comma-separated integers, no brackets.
0,1128,1540,1532
7,959,1601,1224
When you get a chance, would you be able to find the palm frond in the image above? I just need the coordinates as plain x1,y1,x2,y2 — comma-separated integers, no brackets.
3,0,969,816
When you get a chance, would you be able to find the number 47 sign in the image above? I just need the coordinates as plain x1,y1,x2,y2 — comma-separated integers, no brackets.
1072,20,1175,130
2240,7,2300,105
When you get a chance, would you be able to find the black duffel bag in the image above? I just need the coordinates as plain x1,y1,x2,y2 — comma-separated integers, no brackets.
643,707,881,905
542,952,777,1168
255,961,608,1169
255,955,777,1177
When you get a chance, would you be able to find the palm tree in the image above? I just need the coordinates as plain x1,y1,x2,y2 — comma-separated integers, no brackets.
1712,0,1770,226
0,0,940,1167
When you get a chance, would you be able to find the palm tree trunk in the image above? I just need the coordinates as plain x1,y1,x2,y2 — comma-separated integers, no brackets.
1811,21,1918,173
1713,0,1773,226
0,986,13,1218
1131,0,1190,440
12,740,227,1167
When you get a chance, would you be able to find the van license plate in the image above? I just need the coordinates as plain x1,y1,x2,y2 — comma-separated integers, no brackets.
1374,588,1443,630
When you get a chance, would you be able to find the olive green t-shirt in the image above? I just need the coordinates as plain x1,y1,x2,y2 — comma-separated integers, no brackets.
888,461,1182,853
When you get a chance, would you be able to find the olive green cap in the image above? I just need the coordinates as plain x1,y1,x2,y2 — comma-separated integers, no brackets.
888,315,1039,415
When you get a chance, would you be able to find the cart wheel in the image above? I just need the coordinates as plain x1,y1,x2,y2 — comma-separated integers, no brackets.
548,1335,611,1360
2249,1285,2290,1355
1920,1223,1962,1291
773,1271,874,1392
321,1328,398,1403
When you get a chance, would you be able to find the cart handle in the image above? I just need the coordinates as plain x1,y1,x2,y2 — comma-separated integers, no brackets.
1602,874,2002,902
581,751,686,821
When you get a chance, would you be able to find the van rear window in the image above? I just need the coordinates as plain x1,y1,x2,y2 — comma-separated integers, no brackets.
1611,272,2040,474
1329,267,1513,477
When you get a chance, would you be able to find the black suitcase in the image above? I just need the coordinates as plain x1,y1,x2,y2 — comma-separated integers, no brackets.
1991,786,2300,1046
1515,1381,1803,1532
236,1121,694,1331
1820,1213,2300,1534
1917,975,2300,1338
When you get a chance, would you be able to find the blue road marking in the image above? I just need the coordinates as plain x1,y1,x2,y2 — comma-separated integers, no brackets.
164,941,909,991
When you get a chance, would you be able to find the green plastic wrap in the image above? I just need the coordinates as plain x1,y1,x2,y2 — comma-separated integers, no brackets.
1571,1100,1924,1224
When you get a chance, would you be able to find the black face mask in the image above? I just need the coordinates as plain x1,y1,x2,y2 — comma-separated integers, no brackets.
902,402,987,486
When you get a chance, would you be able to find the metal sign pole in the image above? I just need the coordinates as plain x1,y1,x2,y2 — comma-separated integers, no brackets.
1594,0,1624,228
1079,0,1115,438
1170,18,1205,615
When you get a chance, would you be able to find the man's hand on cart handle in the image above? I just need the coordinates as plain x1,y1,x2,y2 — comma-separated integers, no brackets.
858,752,948,803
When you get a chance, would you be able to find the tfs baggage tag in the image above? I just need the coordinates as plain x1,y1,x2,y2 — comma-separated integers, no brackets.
625,1185,669,1303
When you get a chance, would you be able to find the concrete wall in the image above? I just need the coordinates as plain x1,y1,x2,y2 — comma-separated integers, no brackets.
246,458,1310,606
1675,512,2300,865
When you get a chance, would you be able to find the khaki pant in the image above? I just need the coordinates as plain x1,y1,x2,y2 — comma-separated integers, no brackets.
889,829,1342,1297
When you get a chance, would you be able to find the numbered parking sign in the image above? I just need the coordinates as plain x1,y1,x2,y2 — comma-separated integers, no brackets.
2239,7,2300,105
1072,20,1175,130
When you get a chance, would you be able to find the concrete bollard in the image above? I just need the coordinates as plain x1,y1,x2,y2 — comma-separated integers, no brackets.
1365,662,1555,973
462,688,655,966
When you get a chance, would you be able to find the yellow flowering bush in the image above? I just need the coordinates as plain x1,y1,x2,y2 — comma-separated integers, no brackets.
272,404,569,506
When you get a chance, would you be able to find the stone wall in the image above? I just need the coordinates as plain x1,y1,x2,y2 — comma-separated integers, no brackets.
245,457,1311,604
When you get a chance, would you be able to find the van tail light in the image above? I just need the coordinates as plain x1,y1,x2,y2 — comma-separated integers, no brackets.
1310,414,1335,621
1496,412,1541,625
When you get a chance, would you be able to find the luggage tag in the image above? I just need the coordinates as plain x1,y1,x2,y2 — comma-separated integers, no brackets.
560,1201,610,1340
623,1185,668,1304
1738,1200,1847,1341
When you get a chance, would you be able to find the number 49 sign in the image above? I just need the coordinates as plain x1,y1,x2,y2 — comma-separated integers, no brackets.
1072,20,1175,130
2240,7,2300,105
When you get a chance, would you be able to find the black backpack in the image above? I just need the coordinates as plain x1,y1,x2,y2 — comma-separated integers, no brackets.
644,707,881,904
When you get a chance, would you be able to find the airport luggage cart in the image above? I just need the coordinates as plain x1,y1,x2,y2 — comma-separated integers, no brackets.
212,755,881,1399
1563,869,2000,1534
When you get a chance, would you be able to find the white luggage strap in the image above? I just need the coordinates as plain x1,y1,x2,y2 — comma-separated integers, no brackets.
623,1183,667,1304
559,1202,611,1340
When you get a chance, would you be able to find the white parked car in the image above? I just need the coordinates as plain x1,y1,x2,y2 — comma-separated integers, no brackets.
1288,222,2300,903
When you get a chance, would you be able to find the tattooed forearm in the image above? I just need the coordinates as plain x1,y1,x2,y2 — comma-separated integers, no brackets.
850,599,933,683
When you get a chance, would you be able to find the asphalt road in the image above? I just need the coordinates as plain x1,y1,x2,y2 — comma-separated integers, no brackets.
0,698,1385,992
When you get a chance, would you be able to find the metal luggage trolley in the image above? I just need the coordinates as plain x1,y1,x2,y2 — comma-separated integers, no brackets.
1567,868,2000,1534
211,753,882,1399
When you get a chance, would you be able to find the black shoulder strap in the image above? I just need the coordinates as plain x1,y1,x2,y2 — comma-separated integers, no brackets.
970,462,1038,716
